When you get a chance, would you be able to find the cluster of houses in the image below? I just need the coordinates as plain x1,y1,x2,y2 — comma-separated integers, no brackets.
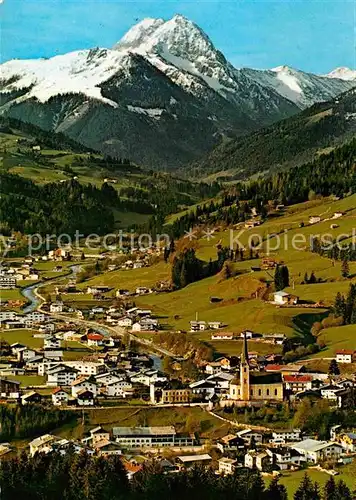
106,306,159,332
0,261,40,289
3,422,353,479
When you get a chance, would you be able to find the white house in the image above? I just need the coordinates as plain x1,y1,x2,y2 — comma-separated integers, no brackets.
52,387,70,406
50,302,64,313
190,321,206,332
270,429,301,444
17,347,37,362
71,377,98,397
47,365,79,386
273,291,298,305
218,457,237,475
335,350,354,364
117,317,133,327
44,336,61,350
106,380,133,397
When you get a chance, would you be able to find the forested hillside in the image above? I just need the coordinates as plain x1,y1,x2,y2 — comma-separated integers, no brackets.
190,88,356,181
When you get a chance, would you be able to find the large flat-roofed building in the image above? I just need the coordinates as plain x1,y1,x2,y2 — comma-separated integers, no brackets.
113,426,176,448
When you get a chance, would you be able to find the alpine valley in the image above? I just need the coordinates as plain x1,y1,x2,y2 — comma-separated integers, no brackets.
0,14,355,170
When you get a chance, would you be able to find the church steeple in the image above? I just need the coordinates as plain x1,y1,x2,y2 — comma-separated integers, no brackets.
241,331,249,365
240,331,250,401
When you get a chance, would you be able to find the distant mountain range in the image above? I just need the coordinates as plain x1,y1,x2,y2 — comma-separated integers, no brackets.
190,87,356,180
0,14,355,169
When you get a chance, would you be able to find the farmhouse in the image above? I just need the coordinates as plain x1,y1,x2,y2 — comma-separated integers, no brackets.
190,320,206,332
273,291,299,305
309,216,321,224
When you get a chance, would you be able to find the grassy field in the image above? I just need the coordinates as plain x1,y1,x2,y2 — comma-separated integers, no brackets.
54,406,231,442
311,324,356,357
276,463,356,497
10,375,46,387
77,261,171,295
0,329,44,348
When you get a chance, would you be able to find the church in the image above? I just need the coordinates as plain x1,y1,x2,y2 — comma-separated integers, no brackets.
229,334,284,402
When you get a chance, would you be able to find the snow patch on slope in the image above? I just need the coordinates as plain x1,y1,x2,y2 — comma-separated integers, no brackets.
127,105,164,119
0,49,134,107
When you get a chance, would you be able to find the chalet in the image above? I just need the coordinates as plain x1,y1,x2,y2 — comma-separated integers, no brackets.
21,391,42,405
76,389,95,406
71,376,98,397
50,302,64,313
47,365,79,386
88,426,110,445
95,439,122,456
244,450,269,471
5,320,25,329
190,320,206,332
335,350,355,364
117,317,133,327
273,291,299,305
17,347,37,362
189,379,217,400
52,387,70,406
29,434,58,457
236,429,263,445
284,374,313,393
48,248,69,261
217,434,244,453
208,321,223,329
116,289,130,297
262,333,286,344
270,429,302,444
211,332,235,340
43,350,63,362
0,377,20,398
44,335,61,350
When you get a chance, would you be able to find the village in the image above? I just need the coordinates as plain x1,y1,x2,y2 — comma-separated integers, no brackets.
0,234,355,492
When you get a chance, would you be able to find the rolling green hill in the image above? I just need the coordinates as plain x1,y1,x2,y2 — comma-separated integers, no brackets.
189,87,356,181
0,117,220,231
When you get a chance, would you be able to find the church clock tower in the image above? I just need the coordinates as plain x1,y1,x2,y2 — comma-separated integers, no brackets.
240,332,250,401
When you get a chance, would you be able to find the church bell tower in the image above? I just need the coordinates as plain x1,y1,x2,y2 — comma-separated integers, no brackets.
240,331,250,401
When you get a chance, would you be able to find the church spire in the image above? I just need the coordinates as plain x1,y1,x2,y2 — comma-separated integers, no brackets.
241,331,249,365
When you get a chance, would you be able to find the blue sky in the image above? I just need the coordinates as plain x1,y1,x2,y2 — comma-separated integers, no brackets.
1,0,354,73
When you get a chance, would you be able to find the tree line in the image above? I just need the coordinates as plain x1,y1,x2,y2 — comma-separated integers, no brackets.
0,404,76,441
0,450,354,500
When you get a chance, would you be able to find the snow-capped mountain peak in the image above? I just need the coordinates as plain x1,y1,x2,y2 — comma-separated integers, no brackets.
326,67,356,81
113,17,164,50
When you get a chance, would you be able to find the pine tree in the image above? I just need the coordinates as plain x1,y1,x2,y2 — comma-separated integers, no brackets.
294,474,320,500
341,260,350,278
328,359,340,376
265,477,288,500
